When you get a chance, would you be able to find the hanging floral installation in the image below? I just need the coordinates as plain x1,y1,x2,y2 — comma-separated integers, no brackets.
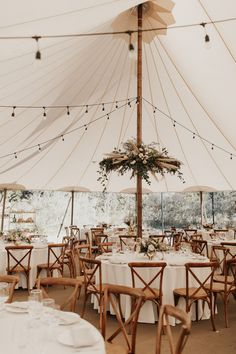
98,139,183,190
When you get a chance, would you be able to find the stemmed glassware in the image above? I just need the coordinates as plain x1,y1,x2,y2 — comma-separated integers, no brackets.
0,282,9,310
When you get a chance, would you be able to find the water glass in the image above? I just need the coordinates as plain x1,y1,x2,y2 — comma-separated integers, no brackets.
28,289,43,320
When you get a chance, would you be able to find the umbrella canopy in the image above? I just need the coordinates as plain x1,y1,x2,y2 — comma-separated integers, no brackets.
0,0,235,192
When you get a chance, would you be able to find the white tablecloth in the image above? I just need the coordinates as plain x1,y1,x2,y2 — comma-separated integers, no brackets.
0,306,105,354
96,252,211,325
0,241,50,289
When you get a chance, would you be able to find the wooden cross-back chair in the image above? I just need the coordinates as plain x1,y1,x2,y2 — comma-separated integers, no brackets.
36,243,66,278
191,239,209,258
102,284,145,354
36,277,82,312
79,256,107,327
208,257,236,328
156,305,191,354
73,242,91,278
220,242,236,259
173,261,218,331
0,275,19,303
90,228,104,255
94,234,113,254
128,262,167,317
119,235,137,251
5,245,33,293
210,245,230,282
184,229,197,241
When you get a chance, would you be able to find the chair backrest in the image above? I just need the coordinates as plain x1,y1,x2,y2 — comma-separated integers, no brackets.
73,242,92,275
220,242,236,259
191,239,209,258
94,234,112,253
102,284,144,354
189,234,203,241
47,243,66,270
156,305,191,354
5,245,33,273
210,245,230,275
79,256,103,293
0,275,19,303
69,226,80,239
119,235,137,251
225,258,236,286
36,277,81,312
128,262,167,298
185,262,217,306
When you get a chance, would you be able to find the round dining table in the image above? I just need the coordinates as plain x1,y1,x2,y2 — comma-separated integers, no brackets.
95,251,211,326
0,303,105,354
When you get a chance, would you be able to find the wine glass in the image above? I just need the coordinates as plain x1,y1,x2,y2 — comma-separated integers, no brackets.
0,282,9,310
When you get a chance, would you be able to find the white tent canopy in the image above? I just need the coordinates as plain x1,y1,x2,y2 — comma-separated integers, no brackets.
0,0,235,192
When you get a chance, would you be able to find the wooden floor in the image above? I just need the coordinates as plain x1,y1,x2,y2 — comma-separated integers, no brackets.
14,286,236,354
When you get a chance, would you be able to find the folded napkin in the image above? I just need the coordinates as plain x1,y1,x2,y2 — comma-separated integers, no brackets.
57,311,80,325
58,325,100,348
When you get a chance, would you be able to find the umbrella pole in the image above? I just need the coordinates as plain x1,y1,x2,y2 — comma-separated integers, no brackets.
200,191,203,226
71,190,74,226
1,189,7,232
137,4,143,238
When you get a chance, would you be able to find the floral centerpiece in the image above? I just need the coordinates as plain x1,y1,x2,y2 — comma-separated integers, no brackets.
140,238,169,259
4,230,31,244
98,139,183,191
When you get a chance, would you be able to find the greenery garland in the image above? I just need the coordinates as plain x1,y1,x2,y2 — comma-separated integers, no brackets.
98,139,183,191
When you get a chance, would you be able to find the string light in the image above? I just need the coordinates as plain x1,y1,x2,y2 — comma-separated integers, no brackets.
102,103,105,111
0,98,136,160
32,35,42,60
200,23,211,49
66,106,70,115
143,97,236,162
153,107,156,114
11,106,16,117
136,97,139,104
43,107,46,119
85,105,88,113
127,30,135,58
128,99,131,107
115,101,118,109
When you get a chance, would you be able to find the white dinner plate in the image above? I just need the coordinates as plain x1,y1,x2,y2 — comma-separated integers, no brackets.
5,301,28,313
57,326,100,348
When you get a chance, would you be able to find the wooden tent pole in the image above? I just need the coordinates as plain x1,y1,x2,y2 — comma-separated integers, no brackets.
1,189,7,232
137,4,143,238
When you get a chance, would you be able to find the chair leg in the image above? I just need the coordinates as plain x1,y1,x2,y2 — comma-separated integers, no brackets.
224,295,229,328
81,292,89,318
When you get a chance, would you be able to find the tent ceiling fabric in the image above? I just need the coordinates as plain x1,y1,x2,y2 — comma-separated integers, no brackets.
0,0,235,192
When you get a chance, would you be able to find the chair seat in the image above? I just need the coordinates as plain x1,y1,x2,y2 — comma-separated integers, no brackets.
206,283,236,293
87,283,109,293
213,275,234,284
7,266,31,272
138,287,160,300
174,287,208,299
105,341,129,354
37,263,61,269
